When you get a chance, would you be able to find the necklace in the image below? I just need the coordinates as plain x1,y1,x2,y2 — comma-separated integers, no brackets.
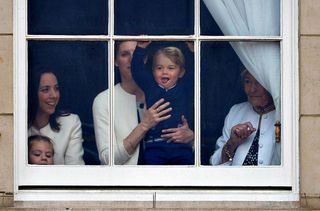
253,103,275,115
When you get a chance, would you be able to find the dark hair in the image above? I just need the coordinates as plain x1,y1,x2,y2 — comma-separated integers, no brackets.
28,69,68,131
28,135,54,154
114,41,122,58
114,41,137,84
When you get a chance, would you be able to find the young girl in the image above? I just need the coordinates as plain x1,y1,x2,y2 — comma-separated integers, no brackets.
131,41,194,165
28,135,54,165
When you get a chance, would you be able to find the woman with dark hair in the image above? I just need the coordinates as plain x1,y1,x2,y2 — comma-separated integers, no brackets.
28,70,85,165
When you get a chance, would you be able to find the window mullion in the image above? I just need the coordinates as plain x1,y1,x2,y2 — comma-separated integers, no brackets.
195,0,201,166
112,35,196,41
25,35,110,41
109,0,115,166
199,36,282,41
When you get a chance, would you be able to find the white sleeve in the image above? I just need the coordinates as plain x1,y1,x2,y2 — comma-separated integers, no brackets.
92,92,110,165
64,114,85,165
114,135,133,165
92,91,133,165
209,107,234,166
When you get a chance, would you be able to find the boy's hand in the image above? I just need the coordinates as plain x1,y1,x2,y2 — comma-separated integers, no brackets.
137,41,152,49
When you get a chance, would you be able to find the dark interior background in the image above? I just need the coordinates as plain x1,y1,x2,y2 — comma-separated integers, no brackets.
115,0,194,35
28,0,247,165
28,0,108,35
200,42,246,164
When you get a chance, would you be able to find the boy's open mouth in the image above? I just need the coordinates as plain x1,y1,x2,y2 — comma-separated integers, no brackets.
161,77,169,84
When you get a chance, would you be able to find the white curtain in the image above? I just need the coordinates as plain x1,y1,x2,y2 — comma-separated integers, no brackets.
203,0,280,120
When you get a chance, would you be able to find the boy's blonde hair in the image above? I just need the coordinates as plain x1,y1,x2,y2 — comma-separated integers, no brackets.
152,47,185,73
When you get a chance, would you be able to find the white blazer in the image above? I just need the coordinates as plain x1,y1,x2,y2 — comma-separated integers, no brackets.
93,83,140,165
210,102,280,166
28,114,85,165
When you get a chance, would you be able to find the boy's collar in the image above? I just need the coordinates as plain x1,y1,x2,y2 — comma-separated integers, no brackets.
158,83,177,91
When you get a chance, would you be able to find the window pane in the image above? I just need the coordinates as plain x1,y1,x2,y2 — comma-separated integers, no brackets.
115,0,194,35
28,41,108,165
201,41,281,166
110,41,194,165
200,42,245,165
200,1,224,36
28,0,108,35
201,0,280,36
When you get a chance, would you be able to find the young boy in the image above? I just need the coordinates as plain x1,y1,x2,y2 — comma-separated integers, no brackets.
131,41,194,165
28,135,54,165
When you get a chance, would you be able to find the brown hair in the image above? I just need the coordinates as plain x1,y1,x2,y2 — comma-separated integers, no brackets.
28,135,54,155
152,47,185,73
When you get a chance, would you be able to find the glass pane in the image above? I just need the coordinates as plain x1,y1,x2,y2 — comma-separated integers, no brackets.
200,1,224,36
28,0,108,35
201,41,281,166
111,41,194,165
115,0,194,35
201,0,280,36
200,42,245,165
28,41,108,165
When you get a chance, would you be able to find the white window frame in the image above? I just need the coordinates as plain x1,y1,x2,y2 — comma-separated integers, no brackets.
13,0,299,202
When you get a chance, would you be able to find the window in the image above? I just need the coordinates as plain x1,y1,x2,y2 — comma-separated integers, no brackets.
14,0,299,201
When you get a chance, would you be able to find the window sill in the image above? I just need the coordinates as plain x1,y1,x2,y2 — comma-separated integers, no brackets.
15,189,299,205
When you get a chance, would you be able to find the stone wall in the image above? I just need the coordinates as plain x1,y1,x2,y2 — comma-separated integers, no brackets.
299,0,320,208
0,0,14,207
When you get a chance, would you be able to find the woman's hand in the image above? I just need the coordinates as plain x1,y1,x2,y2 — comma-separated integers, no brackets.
229,122,256,148
140,98,172,131
185,41,194,52
161,115,194,144
220,122,256,163
124,99,171,156
137,40,152,49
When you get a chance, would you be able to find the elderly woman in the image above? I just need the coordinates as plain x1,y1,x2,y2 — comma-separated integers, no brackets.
210,70,280,166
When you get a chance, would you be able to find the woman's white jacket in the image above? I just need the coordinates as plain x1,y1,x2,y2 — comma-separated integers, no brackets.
93,83,140,165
